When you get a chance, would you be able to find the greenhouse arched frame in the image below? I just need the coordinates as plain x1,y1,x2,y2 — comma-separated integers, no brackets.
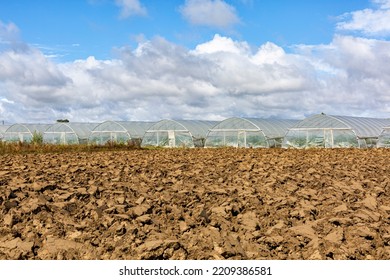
282,114,390,148
88,121,154,145
3,124,51,143
377,127,390,148
0,125,10,141
43,122,99,145
141,119,218,148
204,117,300,148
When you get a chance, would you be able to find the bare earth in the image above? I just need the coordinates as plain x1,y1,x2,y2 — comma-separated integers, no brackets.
1,148,390,260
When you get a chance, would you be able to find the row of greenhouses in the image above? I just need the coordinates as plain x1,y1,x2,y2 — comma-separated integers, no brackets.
1,114,390,148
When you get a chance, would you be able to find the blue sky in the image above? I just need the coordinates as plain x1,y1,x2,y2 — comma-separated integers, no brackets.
1,0,390,123
0,0,371,61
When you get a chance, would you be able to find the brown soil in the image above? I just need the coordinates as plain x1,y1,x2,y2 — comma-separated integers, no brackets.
1,148,390,260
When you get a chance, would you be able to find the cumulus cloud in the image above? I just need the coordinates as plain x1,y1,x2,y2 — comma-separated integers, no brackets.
0,21,71,116
0,21,19,40
0,29,312,122
294,35,390,116
179,0,240,29
115,0,147,18
337,0,390,36
0,20,28,52
2,17,390,123
192,35,313,96
193,34,251,55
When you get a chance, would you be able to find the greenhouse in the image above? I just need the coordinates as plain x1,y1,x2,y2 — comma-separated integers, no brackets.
0,125,10,140
88,121,154,145
141,119,218,148
43,122,98,145
204,117,300,148
377,127,390,148
3,124,51,143
282,114,390,148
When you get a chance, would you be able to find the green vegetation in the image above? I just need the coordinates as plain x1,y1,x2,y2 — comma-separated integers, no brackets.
32,131,43,144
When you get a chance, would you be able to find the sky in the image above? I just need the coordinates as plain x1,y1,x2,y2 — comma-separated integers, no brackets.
1,0,390,123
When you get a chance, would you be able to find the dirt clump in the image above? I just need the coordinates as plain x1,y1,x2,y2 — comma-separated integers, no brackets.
1,148,390,260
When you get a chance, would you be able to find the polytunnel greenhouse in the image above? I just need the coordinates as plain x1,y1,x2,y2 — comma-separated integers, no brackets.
141,119,218,148
0,125,10,140
204,117,300,148
377,127,390,148
88,121,154,145
282,114,390,148
3,124,51,143
43,122,98,145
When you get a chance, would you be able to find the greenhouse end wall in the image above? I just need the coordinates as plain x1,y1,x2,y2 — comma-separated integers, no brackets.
141,120,217,148
0,125,9,140
377,128,390,148
43,123,98,145
88,121,153,145
89,131,135,145
283,129,360,148
205,130,270,148
44,132,80,145
282,114,390,149
204,118,299,148
3,124,51,143
142,130,196,148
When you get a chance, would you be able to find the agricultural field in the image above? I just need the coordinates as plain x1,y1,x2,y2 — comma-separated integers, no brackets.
0,147,390,260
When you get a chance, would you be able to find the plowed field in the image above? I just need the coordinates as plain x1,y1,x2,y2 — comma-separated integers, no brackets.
1,148,390,260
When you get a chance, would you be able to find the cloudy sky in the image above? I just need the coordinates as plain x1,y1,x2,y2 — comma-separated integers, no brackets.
1,0,390,123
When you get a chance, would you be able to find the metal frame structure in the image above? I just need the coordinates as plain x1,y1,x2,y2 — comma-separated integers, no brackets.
377,127,390,148
88,121,154,145
283,114,390,148
205,117,300,148
43,122,99,145
141,119,218,148
3,124,51,143
0,125,10,141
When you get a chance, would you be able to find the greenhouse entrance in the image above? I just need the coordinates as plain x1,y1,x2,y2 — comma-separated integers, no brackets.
324,130,332,148
60,132,66,144
168,130,175,147
236,130,263,148
109,132,117,143
152,129,192,147
237,131,246,148
377,127,390,148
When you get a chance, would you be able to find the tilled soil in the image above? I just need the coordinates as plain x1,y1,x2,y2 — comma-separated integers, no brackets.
0,148,390,260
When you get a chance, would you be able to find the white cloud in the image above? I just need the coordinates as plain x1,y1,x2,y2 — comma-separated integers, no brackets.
193,34,250,55
0,21,19,42
252,42,287,65
115,0,147,19
373,0,390,9
0,31,313,122
0,22,74,122
294,35,390,116
337,0,390,36
0,49,70,89
179,0,240,29
0,20,28,52
2,18,390,123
